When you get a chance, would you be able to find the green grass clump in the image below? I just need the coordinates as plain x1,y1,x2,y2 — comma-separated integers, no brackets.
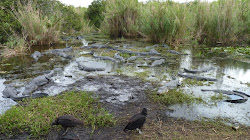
210,93,228,102
182,78,205,86
0,91,115,138
151,89,204,105
135,71,150,79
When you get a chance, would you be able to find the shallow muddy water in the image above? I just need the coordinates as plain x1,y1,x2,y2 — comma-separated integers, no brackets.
0,35,249,126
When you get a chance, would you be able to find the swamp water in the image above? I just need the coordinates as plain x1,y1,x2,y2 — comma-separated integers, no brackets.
0,36,249,126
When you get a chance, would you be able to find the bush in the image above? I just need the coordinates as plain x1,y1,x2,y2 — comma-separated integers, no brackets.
85,0,106,28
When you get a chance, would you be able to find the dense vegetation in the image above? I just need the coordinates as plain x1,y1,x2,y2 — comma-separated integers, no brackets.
0,0,249,54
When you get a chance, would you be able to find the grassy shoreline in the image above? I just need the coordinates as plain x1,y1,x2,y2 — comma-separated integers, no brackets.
0,91,115,138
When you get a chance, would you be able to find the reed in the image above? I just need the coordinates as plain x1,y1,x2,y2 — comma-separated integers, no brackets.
14,1,60,46
101,0,140,38
139,1,191,44
193,0,249,44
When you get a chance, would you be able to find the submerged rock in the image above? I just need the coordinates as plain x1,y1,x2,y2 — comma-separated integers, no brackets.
184,67,214,74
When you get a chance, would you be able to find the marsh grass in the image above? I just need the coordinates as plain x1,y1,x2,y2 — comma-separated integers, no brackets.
193,0,249,44
210,93,228,102
139,1,190,44
102,0,139,38
14,1,60,47
150,89,204,105
0,91,115,138
181,78,205,87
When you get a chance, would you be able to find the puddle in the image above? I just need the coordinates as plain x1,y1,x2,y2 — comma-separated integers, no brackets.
0,35,249,126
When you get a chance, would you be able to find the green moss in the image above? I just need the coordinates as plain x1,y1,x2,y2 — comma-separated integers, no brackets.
150,89,204,106
0,91,115,138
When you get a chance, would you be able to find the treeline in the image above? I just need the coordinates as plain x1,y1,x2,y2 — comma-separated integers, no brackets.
0,0,249,51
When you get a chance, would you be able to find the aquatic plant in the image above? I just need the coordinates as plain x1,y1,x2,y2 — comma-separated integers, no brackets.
0,91,115,138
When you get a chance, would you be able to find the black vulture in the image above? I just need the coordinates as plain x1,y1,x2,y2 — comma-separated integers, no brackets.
52,115,83,134
124,108,147,134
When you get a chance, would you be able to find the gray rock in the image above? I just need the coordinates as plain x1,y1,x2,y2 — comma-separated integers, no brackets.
127,56,143,62
22,71,54,96
178,72,217,81
151,59,165,67
184,67,214,74
2,86,18,98
150,49,159,54
77,61,105,72
157,79,181,94
114,53,125,62
31,51,42,61
93,53,118,62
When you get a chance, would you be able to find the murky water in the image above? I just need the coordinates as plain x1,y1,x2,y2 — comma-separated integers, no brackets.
0,36,249,126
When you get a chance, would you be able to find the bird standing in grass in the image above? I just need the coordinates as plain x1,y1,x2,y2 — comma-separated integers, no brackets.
124,108,147,134
52,115,84,135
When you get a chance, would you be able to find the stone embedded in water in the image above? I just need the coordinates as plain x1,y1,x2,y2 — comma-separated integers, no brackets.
77,61,105,72
151,59,165,67
31,51,42,61
157,79,180,94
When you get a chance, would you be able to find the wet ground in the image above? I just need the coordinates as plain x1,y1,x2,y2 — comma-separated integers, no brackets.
0,34,250,139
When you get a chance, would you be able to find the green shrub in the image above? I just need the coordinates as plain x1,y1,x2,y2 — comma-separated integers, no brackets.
85,0,106,28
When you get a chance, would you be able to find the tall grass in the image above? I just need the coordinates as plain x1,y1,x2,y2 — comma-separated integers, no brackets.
139,1,191,44
101,0,249,45
193,0,249,44
14,2,60,46
102,0,140,38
